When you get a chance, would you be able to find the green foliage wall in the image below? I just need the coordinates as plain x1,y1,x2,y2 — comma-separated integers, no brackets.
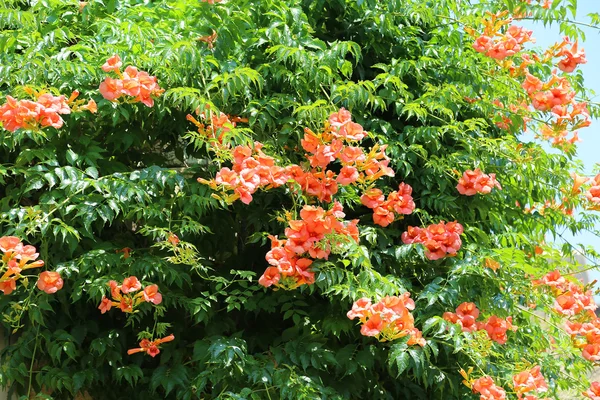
1,0,599,399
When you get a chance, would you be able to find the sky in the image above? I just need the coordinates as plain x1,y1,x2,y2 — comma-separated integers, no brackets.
520,0,600,284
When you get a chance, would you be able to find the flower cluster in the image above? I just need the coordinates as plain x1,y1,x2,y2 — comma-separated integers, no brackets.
347,294,425,345
519,197,574,217
512,366,548,398
456,169,502,196
517,172,591,217
300,108,394,186
585,173,600,210
0,90,95,133
200,142,289,204
0,236,59,295
483,315,518,345
360,183,415,227
258,203,358,289
532,270,600,361
532,270,596,317
523,71,573,111
0,94,69,132
200,109,410,291
443,302,517,344
584,382,600,399
127,334,174,357
521,69,589,148
468,11,590,152
286,109,394,202
492,99,531,131
549,172,600,214
545,37,587,73
199,108,396,205
186,108,246,146
443,302,480,332
98,276,162,314
471,12,534,60
401,221,463,260
99,55,164,107
564,319,600,363
472,376,507,400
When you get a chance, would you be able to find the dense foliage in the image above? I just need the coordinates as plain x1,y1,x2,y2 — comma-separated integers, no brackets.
1,0,600,398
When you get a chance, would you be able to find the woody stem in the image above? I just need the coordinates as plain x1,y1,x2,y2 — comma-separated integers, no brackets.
28,324,41,397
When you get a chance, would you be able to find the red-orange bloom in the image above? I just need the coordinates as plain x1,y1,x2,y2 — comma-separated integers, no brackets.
0,236,21,252
457,169,502,196
328,107,352,127
102,54,122,72
522,72,543,94
198,30,218,49
472,376,506,400
258,266,280,287
584,343,600,362
406,328,426,347
373,206,394,227
121,276,141,293
402,221,463,260
457,302,480,319
512,366,547,395
85,99,98,113
360,188,384,209
347,297,372,320
0,278,17,295
1,94,72,132
338,121,366,141
473,35,493,53
101,278,162,314
116,247,131,259
557,41,587,73
484,258,501,272
554,292,583,316
483,315,517,344
586,177,600,208
119,297,134,313
259,203,358,290
109,280,121,299
388,183,415,215
143,284,162,305
570,172,588,195
584,381,600,399
0,237,47,295
532,269,565,288
349,294,423,344
336,166,359,185
37,271,63,294
565,320,583,336
443,312,459,324
99,77,123,101
360,314,383,337
363,183,415,227
98,297,112,314
444,302,481,333
167,234,180,246
99,58,163,107
127,334,175,357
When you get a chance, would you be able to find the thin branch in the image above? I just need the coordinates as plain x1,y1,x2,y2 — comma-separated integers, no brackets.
514,17,600,31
